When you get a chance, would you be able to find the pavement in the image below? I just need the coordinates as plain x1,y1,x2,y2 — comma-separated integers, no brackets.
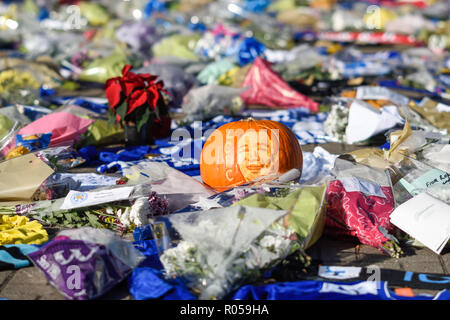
0,142,449,300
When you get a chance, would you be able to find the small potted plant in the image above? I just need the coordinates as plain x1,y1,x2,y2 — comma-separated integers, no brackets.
105,64,171,146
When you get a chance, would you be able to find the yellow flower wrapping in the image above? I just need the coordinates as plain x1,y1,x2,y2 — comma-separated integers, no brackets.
0,215,48,245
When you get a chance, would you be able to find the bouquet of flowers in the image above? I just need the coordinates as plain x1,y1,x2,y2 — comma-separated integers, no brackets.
156,205,300,300
0,186,168,233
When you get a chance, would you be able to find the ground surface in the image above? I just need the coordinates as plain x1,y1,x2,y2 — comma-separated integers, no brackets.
0,142,448,300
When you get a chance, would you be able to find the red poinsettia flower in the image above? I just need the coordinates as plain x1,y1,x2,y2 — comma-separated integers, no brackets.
105,64,172,139
126,88,150,115
105,77,123,109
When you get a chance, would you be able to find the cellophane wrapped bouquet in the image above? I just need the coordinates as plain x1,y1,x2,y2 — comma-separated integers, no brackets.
155,205,300,300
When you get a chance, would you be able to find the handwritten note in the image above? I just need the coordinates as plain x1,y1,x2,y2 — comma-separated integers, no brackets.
400,169,450,196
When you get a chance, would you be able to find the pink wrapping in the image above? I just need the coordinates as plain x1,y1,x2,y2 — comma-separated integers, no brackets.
1,112,94,155
325,179,396,251
240,57,319,112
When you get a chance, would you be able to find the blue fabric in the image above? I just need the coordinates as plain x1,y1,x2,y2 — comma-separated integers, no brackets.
133,240,164,270
128,267,197,300
237,37,266,66
0,244,40,270
229,280,450,300
133,226,164,270
439,75,450,88
94,109,330,176
16,132,52,151
21,105,52,121
133,224,154,242
50,97,108,114
243,0,271,13
78,145,98,162
144,0,167,19
95,146,152,173
40,87,56,98
38,8,49,21
377,79,447,99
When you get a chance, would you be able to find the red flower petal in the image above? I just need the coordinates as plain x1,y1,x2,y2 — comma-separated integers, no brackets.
155,80,170,96
122,64,133,76
123,78,145,97
139,73,158,84
127,89,148,115
105,78,123,109
147,86,159,110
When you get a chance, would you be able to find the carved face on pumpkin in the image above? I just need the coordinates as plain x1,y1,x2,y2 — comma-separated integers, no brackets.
236,129,279,182
200,119,302,191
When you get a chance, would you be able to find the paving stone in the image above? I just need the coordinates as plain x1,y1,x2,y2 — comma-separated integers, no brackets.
0,270,14,293
438,247,450,274
302,142,364,154
0,267,65,300
99,280,133,300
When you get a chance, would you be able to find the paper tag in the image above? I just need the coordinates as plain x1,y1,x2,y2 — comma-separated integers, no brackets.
339,177,386,198
60,186,134,210
318,266,362,280
400,169,450,196
389,192,450,255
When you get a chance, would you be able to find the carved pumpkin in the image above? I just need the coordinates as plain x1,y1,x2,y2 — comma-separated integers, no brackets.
200,118,303,190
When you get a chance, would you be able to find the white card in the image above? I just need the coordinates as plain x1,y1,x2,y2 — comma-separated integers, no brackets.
339,176,387,198
60,186,134,210
389,192,450,254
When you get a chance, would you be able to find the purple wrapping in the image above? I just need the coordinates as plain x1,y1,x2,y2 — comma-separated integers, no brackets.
28,238,133,300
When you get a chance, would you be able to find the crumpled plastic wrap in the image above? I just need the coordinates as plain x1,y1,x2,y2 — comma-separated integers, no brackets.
115,21,159,54
1,112,95,158
182,85,244,122
135,64,198,109
28,227,144,300
234,184,327,251
325,158,402,257
392,157,450,206
155,205,299,300
240,57,319,112
78,48,128,83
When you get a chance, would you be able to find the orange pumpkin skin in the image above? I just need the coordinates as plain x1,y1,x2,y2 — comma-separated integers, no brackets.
200,118,303,191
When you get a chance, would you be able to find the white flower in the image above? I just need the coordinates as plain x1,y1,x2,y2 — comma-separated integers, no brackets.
324,103,349,142
117,207,131,228
130,197,150,227
160,241,198,276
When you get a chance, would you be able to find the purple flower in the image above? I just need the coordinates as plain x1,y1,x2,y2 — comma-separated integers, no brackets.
148,191,169,217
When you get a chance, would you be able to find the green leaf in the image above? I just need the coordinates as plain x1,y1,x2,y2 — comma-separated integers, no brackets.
107,109,118,125
137,107,151,132
115,101,128,121
64,213,73,223
85,212,103,228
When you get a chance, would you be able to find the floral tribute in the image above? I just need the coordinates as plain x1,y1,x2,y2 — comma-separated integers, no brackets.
105,64,171,139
